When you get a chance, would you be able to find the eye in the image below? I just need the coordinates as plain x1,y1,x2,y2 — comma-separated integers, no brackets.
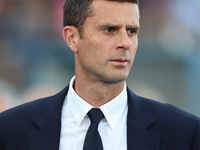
127,28,139,36
127,29,137,36
104,27,117,33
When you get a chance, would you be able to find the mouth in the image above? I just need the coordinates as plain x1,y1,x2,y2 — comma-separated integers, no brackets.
110,58,129,66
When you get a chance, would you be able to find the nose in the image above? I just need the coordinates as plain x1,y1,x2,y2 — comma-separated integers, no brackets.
117,31,132,50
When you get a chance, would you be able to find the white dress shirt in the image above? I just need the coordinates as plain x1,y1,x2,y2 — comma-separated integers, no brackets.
59,76,128,150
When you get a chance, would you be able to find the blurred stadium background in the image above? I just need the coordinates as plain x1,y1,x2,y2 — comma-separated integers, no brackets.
0,0,200,116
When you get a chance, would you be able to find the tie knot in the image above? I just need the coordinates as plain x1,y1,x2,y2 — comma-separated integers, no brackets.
87,108,104,124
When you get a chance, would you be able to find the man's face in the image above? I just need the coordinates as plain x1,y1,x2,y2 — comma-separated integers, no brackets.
76,0,140,83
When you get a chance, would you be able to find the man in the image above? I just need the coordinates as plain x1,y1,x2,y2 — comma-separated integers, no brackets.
0,0,199,150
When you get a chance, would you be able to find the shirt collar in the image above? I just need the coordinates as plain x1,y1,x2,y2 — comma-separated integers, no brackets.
67,76,93,126
100,83,127,130
67,76,128,130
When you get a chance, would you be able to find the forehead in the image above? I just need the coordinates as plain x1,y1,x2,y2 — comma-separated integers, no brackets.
89,1,139,26
91,0,138,12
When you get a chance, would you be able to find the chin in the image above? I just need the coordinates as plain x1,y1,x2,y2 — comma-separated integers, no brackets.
103,74,128,83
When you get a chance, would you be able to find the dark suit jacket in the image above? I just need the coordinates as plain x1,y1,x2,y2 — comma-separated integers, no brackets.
0,85,199,150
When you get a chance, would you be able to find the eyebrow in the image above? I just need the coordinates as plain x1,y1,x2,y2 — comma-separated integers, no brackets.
98,24,122,29
127,25,140,31
98,23,140,30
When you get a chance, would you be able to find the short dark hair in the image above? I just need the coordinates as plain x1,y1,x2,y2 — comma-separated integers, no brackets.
63,0,139,36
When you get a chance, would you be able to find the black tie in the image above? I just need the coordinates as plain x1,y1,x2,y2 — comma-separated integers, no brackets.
83,108,104,150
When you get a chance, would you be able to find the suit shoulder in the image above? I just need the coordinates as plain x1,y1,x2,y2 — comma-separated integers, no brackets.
140,96,200,148
141,96,198,124
0,97,48,124
127,88,198,121
0,85,68,124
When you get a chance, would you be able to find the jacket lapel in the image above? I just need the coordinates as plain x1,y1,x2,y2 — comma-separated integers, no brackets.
127,87,160,150
28,85,69,150
27,85,160,150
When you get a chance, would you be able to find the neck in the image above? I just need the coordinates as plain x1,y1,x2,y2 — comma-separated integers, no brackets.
73,75,125,107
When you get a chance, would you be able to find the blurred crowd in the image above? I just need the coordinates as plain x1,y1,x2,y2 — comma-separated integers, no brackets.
140,0,200,55
0,0,200,114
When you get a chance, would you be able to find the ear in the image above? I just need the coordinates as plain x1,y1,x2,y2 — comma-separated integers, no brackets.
62,26,80,53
